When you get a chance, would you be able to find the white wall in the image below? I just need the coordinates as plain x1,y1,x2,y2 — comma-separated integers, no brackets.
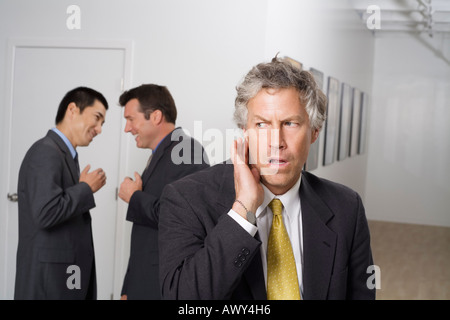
0,0,376,207
0,0,379,299
0,0,268,159
365,32,450,227
0,0,269,300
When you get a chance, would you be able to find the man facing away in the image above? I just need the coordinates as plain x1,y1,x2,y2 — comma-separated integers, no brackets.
118,84,209,300
158,57,375,300
15,87,108,299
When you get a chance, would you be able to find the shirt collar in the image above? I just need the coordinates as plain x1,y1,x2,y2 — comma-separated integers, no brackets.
255,174,302,219
152,127,180,154
51,127,77,159
152,136,164,154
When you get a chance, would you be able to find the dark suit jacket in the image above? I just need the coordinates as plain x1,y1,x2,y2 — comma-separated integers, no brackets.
121,127,209,299
159,162,376,300
15,130,97,300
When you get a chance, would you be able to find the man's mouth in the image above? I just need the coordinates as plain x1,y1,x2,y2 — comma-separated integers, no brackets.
258,158,289,175
268,158,288,166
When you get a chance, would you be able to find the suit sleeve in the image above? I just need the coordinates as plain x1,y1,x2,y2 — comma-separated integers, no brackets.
158,183,261,300
126,162,208,229
126,190,159,227
20,143,95,230
347,194,376,299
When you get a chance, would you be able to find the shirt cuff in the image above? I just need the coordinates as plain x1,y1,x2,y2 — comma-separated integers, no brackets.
227,209,258,237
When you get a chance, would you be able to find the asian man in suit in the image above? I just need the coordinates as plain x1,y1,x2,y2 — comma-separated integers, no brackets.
15,87,108,299
118,84,209,300
159,56,376,300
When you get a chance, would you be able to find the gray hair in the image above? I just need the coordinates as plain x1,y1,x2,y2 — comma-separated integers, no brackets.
234,56,327,131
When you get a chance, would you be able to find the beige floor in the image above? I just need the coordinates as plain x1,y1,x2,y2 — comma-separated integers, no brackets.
368,220,450,300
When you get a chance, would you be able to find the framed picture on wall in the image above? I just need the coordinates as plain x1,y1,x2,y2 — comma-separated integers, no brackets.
283,56,302,70
309,68,324,91
323,76,340,166
337,82,352,161
305,67,324,171
358,92,369,154
349,88,362,157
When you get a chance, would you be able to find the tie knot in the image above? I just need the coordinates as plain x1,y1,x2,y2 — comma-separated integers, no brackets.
268,199,283,216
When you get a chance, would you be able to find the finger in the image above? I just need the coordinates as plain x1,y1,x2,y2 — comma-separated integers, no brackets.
250,166,261,182
236,138,246,165
233,138,242,165
230,139,237,165
82,164,91,174
134,172,141,182
244,135,249,164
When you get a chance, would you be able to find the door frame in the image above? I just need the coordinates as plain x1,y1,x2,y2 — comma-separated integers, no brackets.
0,38,134,299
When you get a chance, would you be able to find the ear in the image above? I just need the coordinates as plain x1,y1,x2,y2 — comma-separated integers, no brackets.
151,109,163,125
66,102,79,119
311,128,319,144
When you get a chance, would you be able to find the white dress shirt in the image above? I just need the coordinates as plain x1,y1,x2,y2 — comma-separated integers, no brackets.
228,176,304,298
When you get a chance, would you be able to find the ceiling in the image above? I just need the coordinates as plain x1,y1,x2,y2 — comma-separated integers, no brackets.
351,0,450,37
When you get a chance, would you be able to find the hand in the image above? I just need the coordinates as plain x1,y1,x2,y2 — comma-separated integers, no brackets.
231,137,264,219
79,165,107,193
120,294,127,300
118,172,142,203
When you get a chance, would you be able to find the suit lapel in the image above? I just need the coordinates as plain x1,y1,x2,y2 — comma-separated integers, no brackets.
141,128,181,184
300,172,337,300
215,163,267,300
215,166,337,300
47,130,79,184
141,150,159,184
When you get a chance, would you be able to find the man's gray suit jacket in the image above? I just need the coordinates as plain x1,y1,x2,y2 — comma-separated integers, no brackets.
15,130,96,300
159,163,376,300
121,127,209,299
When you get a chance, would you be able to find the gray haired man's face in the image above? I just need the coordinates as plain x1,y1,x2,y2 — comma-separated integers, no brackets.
244,87,318,195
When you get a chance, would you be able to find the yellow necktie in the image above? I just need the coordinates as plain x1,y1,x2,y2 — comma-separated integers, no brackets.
267,199,301,300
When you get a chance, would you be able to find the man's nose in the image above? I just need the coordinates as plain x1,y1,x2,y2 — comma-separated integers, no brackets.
268,128,285,149
96,124,102,135
124,121,131,133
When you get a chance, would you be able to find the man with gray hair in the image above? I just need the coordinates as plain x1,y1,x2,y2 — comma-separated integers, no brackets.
159,56,375,300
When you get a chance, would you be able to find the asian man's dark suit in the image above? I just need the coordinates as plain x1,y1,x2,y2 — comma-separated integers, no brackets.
121,127,209,299
14,130,97,300
159,163,376,300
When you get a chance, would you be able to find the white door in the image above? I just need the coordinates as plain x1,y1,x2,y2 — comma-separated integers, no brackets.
3,43,129,299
